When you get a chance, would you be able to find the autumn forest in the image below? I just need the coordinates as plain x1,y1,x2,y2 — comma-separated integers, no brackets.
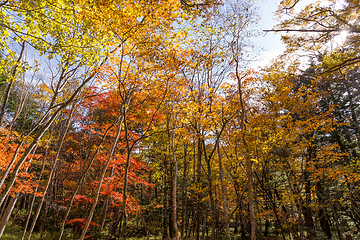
0,0,359,239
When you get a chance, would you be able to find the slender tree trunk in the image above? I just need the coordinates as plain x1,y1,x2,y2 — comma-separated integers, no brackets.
326,184,343,240
0,142,38,238
195,139,202,240
21,145,48,240
163,160,169,240
98,165,114,232
0,41,25,126
202,140,216,240
99,169,114,232
0,96,76,209
316,181,331,238
181,144,188,240
0,57,104,211
119,101,142,240
0,196,9,224
58,117,121,240
303,147,317,239
26,104,75,240
202,206,208,238
246,154,256,240
170,125,179,240
217,139,231,240
284,169,306,239
8,82,28,133
39,200,49,239
235,69,256,240
0,192,20,236
79,121,123,240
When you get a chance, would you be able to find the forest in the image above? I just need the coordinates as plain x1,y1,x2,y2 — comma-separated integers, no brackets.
0,0,359,239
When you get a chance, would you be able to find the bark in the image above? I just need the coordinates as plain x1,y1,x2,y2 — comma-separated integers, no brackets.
163,161,169,240
170,124,179,240
316,182,331,238
246,156,256,240
327,184,343,240
217,138,231,240
120,107,134,240
21,145,47,240
79,121,123,240
0,41,25,126
0,192,20,236
235,69,256,240
202,139,216,240
26,104,75,240
0,196,9,221
98,165,114,232
284,169,306,239
0,68,99,208
58,116,121,240
181,144,188,240
195,138,202,240
39,200,49,239
303,146,317,239
0,143,38,238
303,172,316,238
7,81,28,133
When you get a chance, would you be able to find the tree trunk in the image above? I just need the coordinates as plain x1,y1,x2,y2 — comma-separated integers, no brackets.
119,106,137,240
0,41,25,126
0,192,20,236
316,181,331,238
0,58,104,212
79,121,123,240
303,147,317,239
246,157,256,240
202,139,216,240
163,164,169,240
58,117,121,240
326,183,343,240
217,138,231,240
27,104,75,240
195,139,202,240
39,199,49,239
236,70,256,240
21,146,47,240
181,144,188,240
170,126,179,240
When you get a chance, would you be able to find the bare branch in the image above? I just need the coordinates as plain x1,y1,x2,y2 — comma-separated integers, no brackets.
263,29,360,33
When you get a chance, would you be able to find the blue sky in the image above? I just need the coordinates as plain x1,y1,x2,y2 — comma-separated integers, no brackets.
251,0,285,69
250,0,349,69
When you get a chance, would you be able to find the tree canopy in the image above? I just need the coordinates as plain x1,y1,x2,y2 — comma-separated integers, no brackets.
0,0,359,240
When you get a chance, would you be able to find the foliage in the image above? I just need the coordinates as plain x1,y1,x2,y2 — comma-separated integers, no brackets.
0,0,359,239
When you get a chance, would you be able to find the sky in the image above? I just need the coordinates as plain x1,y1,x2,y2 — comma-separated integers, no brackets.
250,0,349,69
250,0,285,69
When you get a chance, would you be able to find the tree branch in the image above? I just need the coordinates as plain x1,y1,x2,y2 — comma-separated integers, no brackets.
263,29,360,33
